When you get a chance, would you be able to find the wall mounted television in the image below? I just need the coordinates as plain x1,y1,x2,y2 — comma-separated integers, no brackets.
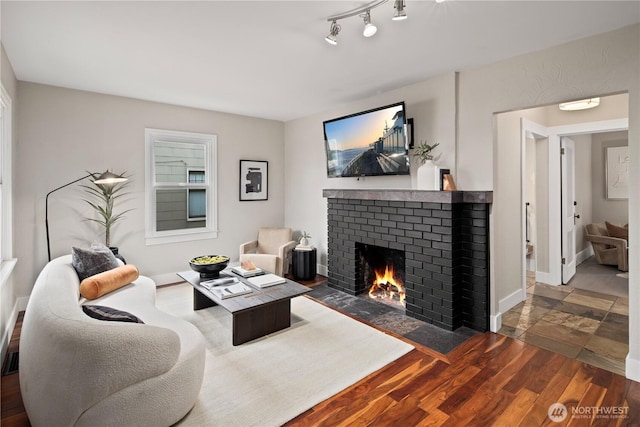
323,102,410,178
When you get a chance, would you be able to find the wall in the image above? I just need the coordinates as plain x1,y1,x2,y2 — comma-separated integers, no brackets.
1,42,19,363
284,72,457,273
284,23,640,380
591,131,629,225
15,82,285,295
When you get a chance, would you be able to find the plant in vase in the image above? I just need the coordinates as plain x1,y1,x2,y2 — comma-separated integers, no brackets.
81,171,132,259
299,231,311,247
412,142,440,190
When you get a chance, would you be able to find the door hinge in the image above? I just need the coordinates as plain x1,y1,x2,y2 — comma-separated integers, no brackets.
561,257,566,265
561,148,565,155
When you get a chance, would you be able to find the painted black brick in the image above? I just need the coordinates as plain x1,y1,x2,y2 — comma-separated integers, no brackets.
326,197,489,332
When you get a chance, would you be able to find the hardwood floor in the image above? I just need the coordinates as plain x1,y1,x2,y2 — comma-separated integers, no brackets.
3,279,639,426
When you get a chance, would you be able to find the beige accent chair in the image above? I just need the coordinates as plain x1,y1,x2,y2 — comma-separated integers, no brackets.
585,222,628,272
239,227,297,276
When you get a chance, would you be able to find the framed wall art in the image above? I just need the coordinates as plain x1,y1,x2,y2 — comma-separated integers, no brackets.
239,160,268,201
606,146,629,200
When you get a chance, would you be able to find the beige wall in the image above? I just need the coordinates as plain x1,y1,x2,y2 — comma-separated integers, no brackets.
284,72,457,268
284,23,640,380
15,82,286,295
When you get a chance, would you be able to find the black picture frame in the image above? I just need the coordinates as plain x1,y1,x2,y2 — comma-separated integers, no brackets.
239,160,268,201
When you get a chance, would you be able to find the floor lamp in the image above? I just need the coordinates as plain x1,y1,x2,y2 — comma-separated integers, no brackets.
45,170,127,261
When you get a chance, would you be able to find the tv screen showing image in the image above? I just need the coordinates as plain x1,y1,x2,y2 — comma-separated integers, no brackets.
323,102,409,178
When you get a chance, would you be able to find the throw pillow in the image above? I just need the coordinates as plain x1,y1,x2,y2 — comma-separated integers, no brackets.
80,264,139,300
72,243,120,281
82,305,144,323
605,221,628,240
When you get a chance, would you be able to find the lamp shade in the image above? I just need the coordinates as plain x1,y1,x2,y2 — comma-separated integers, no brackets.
94,171,128,184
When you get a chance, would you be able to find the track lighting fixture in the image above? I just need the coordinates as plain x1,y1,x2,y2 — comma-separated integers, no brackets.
325,20,341,45
325,0,399,45
393,0,407,21
361,10,377,37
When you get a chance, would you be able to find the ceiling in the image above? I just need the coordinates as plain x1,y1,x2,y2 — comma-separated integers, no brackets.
2,1,639,122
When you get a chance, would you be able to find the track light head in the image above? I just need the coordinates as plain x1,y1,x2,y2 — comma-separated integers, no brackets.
393,0,407,20
362,10,377,37
325,20,341,45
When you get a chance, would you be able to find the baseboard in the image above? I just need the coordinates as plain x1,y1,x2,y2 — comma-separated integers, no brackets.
317,264,327,277
576,246,594,265
626,354,640,381
490,313,502,333
499,287,526,314
490,287,526,333
535,271,554,285
1,296,27,369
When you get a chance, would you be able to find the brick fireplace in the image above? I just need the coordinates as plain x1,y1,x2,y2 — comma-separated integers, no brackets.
323,189,492,332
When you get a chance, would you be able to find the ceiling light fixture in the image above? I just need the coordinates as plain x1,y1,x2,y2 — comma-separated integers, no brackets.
326,0,397,44
393,0,407,21
361,10,377,37
325,20,341,45
559,98,601,111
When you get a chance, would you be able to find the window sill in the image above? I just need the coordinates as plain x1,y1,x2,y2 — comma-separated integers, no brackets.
0,258,17,288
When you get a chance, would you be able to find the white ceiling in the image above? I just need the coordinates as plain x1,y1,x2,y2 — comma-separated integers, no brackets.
2,1,639,121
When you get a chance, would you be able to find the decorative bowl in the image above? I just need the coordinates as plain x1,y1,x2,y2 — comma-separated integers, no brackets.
189,255,230,278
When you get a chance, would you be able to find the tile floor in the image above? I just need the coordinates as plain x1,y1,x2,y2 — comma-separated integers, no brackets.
308,283,479,354
498,273,629,376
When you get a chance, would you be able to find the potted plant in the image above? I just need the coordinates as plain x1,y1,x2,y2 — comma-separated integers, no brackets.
412,141,440,190
412,142,439,164
81,171,132,257
299,231,311,246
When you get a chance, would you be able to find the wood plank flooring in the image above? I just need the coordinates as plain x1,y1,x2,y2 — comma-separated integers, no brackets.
2,277,639,426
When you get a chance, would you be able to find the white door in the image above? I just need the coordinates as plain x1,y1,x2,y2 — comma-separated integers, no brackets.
561,137,577,284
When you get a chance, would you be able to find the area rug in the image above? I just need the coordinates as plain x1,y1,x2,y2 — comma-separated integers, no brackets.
156,284,414,426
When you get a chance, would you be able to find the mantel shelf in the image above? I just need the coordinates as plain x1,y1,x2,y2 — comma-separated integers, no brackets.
322,189,492,204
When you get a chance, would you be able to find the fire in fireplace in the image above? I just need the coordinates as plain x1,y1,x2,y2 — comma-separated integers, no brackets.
357,244,405,308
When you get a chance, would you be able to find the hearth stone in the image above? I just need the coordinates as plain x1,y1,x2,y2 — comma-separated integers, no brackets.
324,189,491,332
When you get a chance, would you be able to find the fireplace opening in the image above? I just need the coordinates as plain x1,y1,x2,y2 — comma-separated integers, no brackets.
356,243,406,309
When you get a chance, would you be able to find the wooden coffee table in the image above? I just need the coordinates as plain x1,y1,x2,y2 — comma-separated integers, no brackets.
177,270,311,345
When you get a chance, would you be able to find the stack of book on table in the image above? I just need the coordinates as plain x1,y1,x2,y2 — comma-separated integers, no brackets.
247,273,286,288
230,265,264,277
295,245,314,251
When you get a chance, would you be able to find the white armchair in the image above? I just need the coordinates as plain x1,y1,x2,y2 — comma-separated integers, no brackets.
239,227,297,276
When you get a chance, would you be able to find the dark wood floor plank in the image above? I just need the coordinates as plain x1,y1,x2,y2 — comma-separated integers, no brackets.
493,388,540,426
518,358,580,427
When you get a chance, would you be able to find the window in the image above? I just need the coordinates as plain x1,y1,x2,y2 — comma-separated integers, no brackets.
187,170,206,221
145,129,218,245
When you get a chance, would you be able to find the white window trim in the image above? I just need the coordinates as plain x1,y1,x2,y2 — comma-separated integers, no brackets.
0,84,13,263
187,168,206,222
145,128,218,246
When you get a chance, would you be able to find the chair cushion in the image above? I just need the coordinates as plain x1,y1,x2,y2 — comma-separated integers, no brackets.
605,221,628,240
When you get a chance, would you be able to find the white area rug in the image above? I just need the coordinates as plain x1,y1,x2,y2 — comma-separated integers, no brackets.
156,284,413,427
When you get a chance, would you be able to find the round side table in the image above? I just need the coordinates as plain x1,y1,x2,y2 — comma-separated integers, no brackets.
292,247,317,281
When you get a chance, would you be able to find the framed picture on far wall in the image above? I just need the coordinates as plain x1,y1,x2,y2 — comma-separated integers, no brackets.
606,146,629,200
239,160,268,201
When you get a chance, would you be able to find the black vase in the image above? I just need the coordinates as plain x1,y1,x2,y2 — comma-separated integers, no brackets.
110,247,126,264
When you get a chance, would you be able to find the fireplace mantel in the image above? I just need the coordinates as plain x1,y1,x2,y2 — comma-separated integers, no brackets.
322,189,492,204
